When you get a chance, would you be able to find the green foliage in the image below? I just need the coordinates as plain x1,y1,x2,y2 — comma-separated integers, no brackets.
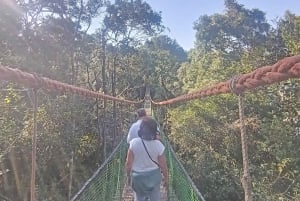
194,0,270,56
0,86,34,200
139,35,187,100
104,0,164,36
168,1,300,200
103,0,164,48
167,98,243,201
0,1,24,66
1,0,300,200
279,12,300,55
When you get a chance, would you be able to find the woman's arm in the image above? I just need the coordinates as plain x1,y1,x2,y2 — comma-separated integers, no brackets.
158,154,169,187
125,149,134,184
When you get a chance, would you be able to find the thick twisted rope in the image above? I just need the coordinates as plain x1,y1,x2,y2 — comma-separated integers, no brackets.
1,54,300,106
151,54,300,106
0,65,141,105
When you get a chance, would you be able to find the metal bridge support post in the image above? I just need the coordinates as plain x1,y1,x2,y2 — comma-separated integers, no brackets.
31,89,38,201
144,87,152,116
238,94,253,201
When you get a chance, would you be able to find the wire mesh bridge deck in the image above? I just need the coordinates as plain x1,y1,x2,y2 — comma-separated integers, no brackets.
70,134,205,201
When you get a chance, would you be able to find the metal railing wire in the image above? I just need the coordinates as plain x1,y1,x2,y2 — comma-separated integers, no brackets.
160,130,206,201
70,137,128,201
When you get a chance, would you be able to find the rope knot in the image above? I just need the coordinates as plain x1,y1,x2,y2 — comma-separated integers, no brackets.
229,75,242,95
32,73,44,89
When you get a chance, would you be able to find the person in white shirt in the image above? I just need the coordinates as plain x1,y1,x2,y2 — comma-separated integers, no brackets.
126,116,168,201
127,108,147,144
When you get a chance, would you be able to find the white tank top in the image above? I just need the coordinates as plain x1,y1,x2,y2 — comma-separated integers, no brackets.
129,138,165,172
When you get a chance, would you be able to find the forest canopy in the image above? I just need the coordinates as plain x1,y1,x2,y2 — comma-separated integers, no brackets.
0,0,299,200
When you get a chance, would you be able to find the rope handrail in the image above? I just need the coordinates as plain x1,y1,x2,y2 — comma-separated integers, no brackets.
0,65,142,105
151,54,300,106
2,55,299,107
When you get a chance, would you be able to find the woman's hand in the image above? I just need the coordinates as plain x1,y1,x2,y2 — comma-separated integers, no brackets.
163,175,169,187
158,154,169,187
127,175,131,185
125,149,133,186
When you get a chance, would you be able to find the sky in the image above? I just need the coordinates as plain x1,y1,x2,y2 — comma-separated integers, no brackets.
144,0,300,50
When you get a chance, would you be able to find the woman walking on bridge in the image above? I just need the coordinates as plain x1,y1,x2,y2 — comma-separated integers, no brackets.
125,116,169,201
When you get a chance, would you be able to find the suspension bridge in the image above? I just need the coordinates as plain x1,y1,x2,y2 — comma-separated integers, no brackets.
0,54,299,201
